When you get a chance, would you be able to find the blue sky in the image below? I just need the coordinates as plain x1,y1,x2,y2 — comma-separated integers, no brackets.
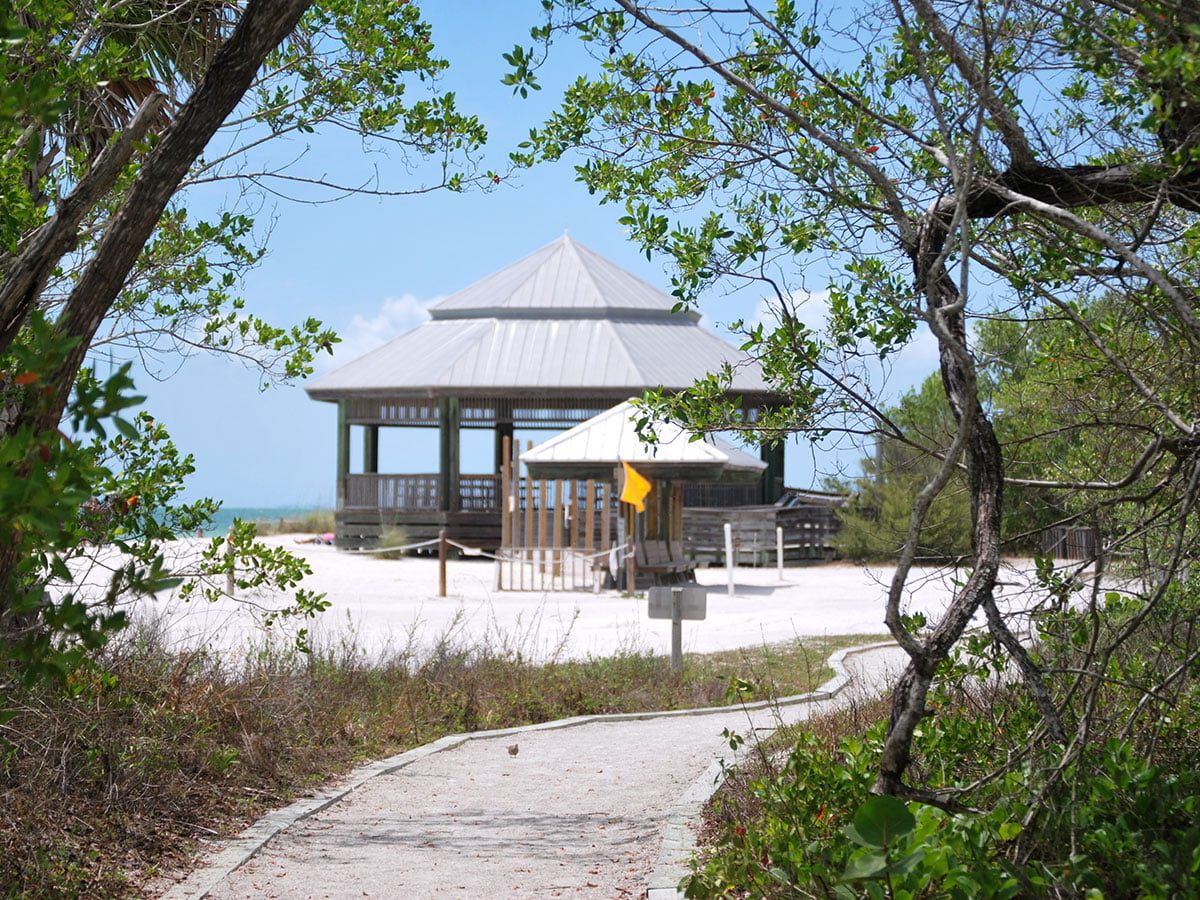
132,2,940,509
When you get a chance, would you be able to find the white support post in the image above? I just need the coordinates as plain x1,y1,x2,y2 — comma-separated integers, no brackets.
724,522,735,597
225,530,236,597
777,525,784,581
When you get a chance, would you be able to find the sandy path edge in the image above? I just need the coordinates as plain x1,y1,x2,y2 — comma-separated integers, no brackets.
158,640,899,900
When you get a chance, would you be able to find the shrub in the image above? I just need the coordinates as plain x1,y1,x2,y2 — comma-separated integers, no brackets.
690,582,1200,898
375,524,412,559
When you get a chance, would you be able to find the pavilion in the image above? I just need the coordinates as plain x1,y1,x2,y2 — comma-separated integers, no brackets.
305,235,783,547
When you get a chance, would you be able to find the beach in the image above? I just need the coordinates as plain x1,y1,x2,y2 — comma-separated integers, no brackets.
124,536,1074,661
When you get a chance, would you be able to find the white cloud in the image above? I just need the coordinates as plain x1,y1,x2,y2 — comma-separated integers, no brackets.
747,289,832,335
318,293,440,371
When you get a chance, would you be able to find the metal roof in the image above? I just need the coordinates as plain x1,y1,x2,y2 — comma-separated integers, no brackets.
521,400,766,481
427,234,697,321
306,235,771,402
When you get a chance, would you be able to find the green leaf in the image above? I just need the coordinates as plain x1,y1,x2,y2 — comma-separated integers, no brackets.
847,795,915,848
998,821,1022,841
842,849,890,881
113,417,139,440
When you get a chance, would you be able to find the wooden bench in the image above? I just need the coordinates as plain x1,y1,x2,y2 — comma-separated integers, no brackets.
636,539,696,581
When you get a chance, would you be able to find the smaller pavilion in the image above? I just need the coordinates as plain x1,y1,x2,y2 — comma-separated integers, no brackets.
521,399,765,482
499,400,766,590
306,236,782,547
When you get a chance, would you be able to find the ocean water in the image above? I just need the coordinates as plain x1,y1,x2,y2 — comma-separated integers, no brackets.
199,506,329,536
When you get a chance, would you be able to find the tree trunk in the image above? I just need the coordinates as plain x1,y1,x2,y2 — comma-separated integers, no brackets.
0,0,314,625
874,222,1007,796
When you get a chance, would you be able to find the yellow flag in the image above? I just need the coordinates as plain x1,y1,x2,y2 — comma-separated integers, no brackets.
619,460,652,513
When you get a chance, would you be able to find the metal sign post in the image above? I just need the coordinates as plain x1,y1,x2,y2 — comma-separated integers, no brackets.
648,585,707,672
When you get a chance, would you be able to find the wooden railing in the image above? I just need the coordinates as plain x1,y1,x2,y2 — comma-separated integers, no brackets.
342,473,502,512
682,482,764,508
460,475,501,511
343,473,439,511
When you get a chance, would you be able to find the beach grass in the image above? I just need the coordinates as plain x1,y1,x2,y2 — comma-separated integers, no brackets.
0,624,883,897
249,508,335,535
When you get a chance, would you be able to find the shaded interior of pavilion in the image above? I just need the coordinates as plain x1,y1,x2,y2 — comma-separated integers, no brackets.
333,393,786,549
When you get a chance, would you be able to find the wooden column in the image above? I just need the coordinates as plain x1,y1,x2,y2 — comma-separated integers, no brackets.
494,421,515,473
761,440,785,504
656,480,670,540
670,483,684,542
336,400,350,509
438,397,461,512
363,424,379,475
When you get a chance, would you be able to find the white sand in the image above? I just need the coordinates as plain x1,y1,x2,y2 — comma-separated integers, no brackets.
127,537,1060,661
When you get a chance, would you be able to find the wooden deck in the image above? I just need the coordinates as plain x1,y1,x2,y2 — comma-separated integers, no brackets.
336,473,843,559
335,510,504,550
337,473,503,549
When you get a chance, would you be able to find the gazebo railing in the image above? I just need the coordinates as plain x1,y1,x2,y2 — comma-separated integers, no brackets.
342,473,501,512
460,475,501,511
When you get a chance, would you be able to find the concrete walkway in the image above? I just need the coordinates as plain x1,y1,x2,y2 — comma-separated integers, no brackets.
174,645,905,900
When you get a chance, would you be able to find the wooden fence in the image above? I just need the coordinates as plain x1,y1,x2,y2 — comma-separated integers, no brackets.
681,503,841,565
496,438,623,591
1040,525,1097,560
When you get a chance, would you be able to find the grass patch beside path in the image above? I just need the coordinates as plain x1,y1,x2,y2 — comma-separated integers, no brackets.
0,629,885,898
684,634,888,705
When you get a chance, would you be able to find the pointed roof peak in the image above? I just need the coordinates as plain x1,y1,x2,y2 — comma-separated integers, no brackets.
427,235,696,322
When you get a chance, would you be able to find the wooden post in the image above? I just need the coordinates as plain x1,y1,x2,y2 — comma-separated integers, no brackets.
438,398,461,512
760,440,785,504
363,424,379,475
624,501,637,594
537,478,548,590
626,531,636,593
670,483,683,542
645,480,658,540
584,478,596,558
523,441,533,590
553,479,565,589
657,479,670,540
336,400,350,511
777,525,785,581
510,438,520,591
568,479,579,548
568,479,578,590
494,420,515,474
500,438,511,543
438,528,448,598
600,481,611,564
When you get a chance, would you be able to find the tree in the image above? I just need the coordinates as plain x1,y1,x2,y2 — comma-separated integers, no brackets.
0,0,486,680
834,373,974,561
509,0,1200,803
835,318,1068,561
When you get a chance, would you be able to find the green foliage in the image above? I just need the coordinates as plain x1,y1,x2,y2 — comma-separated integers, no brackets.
0,318,325,685
0,0,491,689
833,374,972,561
834,305,1146,561
691,582,1200,898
